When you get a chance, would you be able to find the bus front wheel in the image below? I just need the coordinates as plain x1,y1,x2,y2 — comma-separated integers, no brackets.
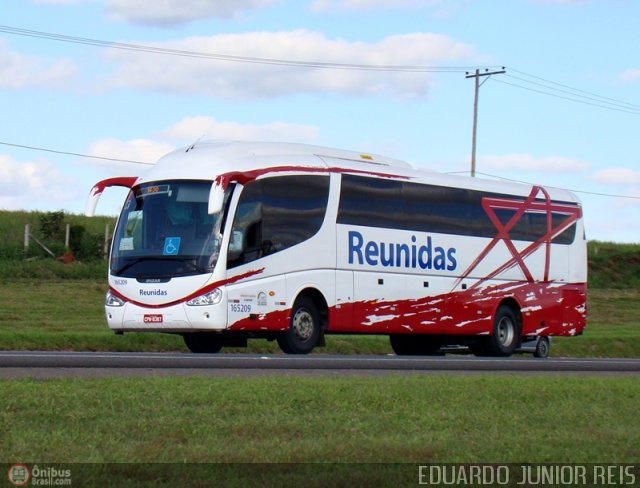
277,296,320,354
183,333,224,354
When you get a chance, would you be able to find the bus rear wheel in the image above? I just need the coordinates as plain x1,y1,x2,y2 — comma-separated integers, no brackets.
183,333,224,354
480,305,520,357
277,296,320,354
534,336,550,358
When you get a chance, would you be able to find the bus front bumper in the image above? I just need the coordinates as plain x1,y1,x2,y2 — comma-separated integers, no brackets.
105,301,228,333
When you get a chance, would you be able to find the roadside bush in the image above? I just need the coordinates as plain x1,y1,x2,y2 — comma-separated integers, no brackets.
69,225,104,261
0,244,26,260
0,210,116,264
39,211,65,241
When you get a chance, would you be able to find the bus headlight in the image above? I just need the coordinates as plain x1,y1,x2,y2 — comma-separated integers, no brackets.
106,289,126,307
186,288,222,306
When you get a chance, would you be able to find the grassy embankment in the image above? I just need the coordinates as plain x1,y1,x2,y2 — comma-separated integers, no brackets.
1,211,640,479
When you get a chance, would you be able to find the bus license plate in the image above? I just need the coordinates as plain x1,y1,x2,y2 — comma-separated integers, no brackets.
143,314,164,323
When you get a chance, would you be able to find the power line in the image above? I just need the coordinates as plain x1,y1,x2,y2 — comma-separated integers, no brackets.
507,67,640,110
446,170,640,201
491,68,640,116
0,140,153,165
492,77,640,115
0,25,477,73
2,24,638,114
2,24,639,201
3,138,638,201
504,74,640,112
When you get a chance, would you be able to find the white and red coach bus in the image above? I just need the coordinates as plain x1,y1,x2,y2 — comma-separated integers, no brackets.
86,140,587,356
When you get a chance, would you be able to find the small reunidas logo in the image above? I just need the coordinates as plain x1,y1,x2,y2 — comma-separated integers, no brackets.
7,464,31,487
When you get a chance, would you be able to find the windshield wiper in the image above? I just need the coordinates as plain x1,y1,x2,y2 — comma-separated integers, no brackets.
113,256,159,276
113,256,212,276
181,258,212,275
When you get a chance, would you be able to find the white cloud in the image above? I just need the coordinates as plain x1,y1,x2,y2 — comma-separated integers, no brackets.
162,116,320,143
106,0,279,26
0,155,77,210
0,40,77,89
593,168,640,186
615,68,640,85
103,30,476,99
478,154,591,173
84,117,320,171
87,138,175,167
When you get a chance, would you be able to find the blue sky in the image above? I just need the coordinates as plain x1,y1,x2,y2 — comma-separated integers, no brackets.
1,0,639,242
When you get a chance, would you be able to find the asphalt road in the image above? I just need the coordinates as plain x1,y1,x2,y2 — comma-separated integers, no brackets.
1,351,639,378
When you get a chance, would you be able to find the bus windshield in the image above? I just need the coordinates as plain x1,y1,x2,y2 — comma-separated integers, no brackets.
110,180,231,279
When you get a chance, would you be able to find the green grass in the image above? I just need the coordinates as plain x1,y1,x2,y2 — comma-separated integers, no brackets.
1,279,632,483
0,259,108,280
0,374,640,488
1,375,638,485
1,280,639,357
588,240,640,289
0,212,638,486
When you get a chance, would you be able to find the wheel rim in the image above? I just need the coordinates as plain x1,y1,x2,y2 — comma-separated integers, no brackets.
292,308,314,341
497,316,515,347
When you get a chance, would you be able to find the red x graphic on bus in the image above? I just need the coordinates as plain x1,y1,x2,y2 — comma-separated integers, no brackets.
459,186,582,289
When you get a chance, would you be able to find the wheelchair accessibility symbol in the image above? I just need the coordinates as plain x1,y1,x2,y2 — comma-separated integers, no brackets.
163,237,181,256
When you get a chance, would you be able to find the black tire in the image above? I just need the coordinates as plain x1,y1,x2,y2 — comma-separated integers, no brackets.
277,296,320,354
389,334,442,356
183,333,224,354
534,336,550,358
482,305,520,357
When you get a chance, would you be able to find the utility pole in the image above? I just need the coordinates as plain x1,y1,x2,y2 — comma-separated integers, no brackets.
466,67,505,177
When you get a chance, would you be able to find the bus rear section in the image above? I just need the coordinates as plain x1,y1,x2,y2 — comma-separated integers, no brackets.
334,174,586,356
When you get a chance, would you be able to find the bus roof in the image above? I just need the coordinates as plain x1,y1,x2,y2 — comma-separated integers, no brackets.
138,140,580,205
145,140,410,176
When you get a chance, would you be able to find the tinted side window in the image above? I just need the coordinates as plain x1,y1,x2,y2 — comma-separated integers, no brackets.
337,174,576,244
262,175,329,255
551,213,576,244
338,175,405,229
404,183,477,236
488,206,576,244
227,175,329,268
493,209,542,242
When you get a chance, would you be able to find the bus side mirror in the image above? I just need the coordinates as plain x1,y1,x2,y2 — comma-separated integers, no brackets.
85,188,102,217
208,180,226,215
85,176,138,217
